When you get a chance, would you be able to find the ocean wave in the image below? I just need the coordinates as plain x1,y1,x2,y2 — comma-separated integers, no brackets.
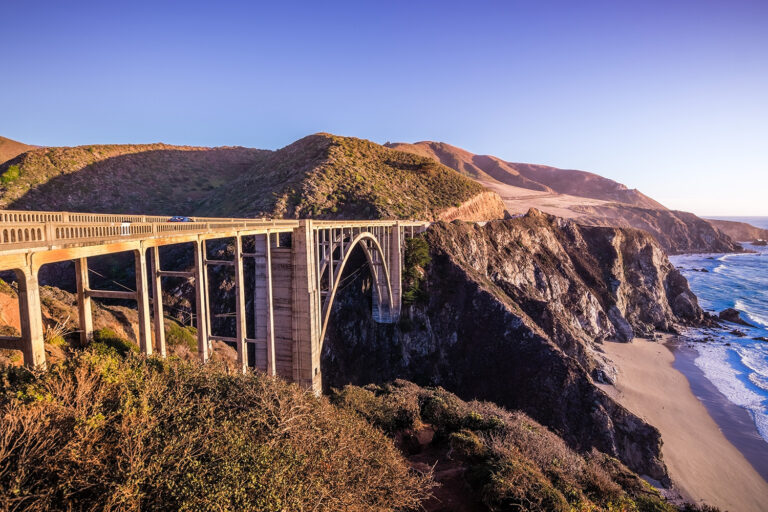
749,373,768,392
734,299,768,328
694,344,768,443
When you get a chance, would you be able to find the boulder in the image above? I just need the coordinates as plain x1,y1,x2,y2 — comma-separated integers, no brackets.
719,308,753,327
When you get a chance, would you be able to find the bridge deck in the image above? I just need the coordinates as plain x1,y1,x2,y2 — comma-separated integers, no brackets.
0,209,426,271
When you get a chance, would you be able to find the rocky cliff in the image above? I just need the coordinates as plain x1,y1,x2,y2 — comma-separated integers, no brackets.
323,210,705,481
707,218,768,242
573,204,743,254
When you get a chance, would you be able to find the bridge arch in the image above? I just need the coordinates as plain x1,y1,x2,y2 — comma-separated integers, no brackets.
318,231,394,345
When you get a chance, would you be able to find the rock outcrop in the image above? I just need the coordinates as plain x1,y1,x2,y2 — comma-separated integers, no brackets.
322,210,705,482
436,191,506,222
719,308,753,327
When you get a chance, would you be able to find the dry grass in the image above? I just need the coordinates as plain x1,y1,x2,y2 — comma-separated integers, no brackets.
0,353,432,511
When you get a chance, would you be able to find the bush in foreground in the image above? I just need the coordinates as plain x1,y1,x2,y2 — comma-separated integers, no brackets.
0,353,430,511
333,380,711,512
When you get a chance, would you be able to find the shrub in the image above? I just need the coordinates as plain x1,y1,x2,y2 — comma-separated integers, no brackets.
165,321,198,351
334,381,688,512
0,352,431,511
402,237,431,305
92,327,138,356
0,165,20,185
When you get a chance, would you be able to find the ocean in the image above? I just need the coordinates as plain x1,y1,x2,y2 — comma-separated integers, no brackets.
670,216,768,445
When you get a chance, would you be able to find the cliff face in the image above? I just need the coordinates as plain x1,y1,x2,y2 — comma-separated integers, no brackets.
436,191,505,222
573,204,743,254
322,211,704,481
707,218,768,242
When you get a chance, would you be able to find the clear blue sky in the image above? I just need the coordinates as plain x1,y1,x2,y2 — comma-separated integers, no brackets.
3,0,766,215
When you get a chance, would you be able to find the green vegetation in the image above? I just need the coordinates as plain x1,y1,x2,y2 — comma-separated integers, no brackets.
0,164,20,185
333,381,713,512
92,327,137,356
279,135,487,220
165,321,198,351
402,236,431,305
0,352,430,511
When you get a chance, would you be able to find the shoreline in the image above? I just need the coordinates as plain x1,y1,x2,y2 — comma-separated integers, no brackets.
599,336,768,512
668,339,768,482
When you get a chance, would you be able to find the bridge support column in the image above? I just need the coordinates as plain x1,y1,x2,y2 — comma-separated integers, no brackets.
254,233,276,376
291,220,321,393
389,223,402,319
150,246,166,357
74,258,93,345
15,267,45,369
193,239,209,362
134,248,152,355
234,235,247,373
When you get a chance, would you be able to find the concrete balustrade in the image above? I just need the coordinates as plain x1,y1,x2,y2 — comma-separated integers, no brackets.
0,210,428,392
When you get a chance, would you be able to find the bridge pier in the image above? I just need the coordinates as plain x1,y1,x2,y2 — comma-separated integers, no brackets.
291,220,322,392
253,233,277,376
134,248,152,355
74,258,93,344
234,235,247,373
193,239,209,362
389,223,402,318
150,246,166,356
15,267,46,369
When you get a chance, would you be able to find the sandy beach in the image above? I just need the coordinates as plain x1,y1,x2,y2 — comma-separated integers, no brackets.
600,337,768,512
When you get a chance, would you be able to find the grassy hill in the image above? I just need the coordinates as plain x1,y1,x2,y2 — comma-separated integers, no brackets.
0,134,497,221
0,136,37,165
0,143,268,214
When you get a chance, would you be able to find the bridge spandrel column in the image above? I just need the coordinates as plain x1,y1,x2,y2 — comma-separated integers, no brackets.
15,267,45,369
234,235,247,373
291,220,321,393
134,248,152,356
74,258,93,345
150,247,166,357
193,240,209,362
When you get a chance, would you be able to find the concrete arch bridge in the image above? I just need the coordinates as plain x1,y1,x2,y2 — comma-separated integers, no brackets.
0,210,428,392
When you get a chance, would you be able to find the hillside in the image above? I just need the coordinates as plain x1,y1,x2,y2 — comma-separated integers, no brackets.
386,141,665,209
0,136,36,165
0,134,503,222
387,141,741,254
200,134,503,220
707,218,768,242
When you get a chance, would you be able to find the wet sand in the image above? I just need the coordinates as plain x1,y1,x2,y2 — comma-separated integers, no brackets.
600,337,768,512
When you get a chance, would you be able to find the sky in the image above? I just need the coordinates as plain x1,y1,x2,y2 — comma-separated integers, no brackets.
2,0,766,216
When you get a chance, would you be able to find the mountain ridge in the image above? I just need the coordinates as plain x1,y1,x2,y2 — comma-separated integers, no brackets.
386,141,666,209
387,140,745,254
0,136,37,165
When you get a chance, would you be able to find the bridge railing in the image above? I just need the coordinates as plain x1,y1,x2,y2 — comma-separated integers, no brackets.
0,209,277,225
0,220,297,248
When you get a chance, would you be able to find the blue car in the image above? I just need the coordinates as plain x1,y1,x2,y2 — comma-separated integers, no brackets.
168,216,193,222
